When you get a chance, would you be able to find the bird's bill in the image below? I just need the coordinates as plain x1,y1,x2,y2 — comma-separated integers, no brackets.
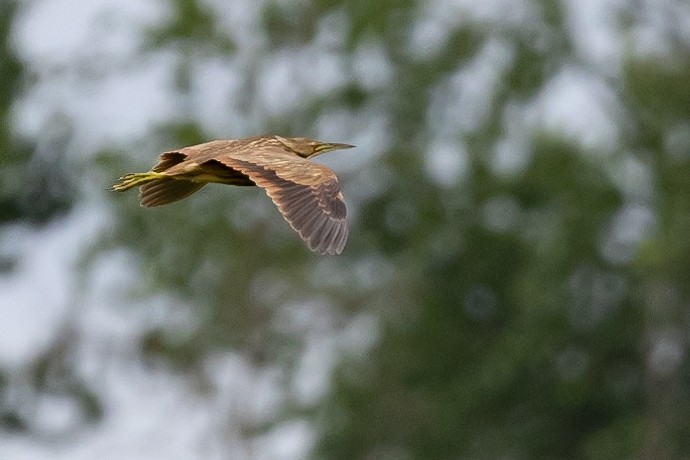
312,142,355,157
327,142,355,150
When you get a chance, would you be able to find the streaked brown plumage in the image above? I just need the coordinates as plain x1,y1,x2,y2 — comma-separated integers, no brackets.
111,135,354,255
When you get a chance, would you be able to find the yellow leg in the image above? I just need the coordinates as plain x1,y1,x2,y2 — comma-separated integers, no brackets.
110,172,169,192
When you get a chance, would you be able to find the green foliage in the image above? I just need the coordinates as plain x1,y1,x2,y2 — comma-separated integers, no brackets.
111,1,690,457
626,56,690,121
5,0,690,457
0,3,76,226
316,135,649,458
146,0,235,54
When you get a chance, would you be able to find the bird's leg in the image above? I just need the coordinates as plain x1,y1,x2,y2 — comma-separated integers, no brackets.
110,171,170,191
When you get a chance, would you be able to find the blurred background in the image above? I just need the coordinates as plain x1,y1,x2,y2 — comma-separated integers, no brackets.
2,0,690,458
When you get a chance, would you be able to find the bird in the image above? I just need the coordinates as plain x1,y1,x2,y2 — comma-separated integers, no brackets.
111,135,354,255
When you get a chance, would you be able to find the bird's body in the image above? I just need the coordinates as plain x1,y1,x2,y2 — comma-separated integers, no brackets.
111,135,354,255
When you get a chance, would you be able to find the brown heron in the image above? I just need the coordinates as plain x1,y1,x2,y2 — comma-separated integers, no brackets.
111,135,354,255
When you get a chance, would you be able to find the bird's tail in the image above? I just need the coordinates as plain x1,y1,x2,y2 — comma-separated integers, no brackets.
110,172,168,192
111,171,205,207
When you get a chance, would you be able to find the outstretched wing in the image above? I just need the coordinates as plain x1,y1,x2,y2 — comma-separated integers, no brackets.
139,144,254,207
212,149,348,255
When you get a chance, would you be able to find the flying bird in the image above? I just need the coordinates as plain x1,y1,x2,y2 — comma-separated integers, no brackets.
111,135,354,255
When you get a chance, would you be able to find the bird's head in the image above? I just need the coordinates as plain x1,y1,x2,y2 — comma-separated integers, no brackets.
275,136,355,159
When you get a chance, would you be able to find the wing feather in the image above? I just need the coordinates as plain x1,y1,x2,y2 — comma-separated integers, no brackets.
139,178,205,207
152,151,188,172
213,152,348,255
